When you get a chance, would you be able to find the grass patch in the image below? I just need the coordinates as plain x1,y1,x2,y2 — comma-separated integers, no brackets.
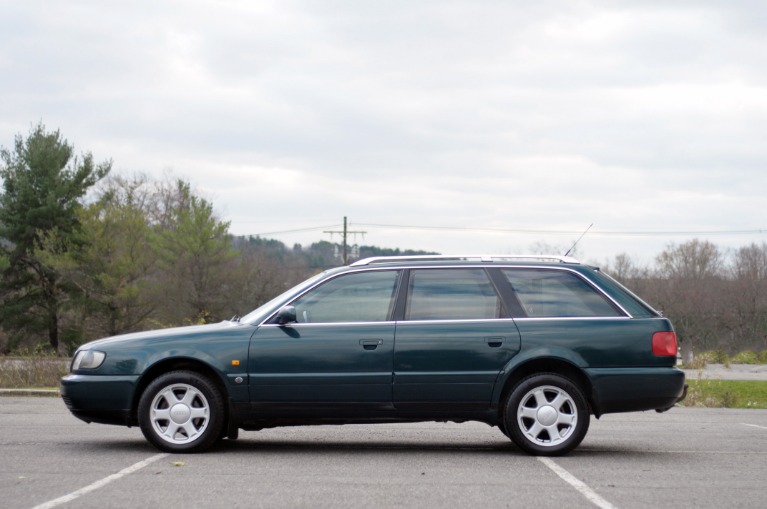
682,379,767,409
682,349,767,369
0,356,69,389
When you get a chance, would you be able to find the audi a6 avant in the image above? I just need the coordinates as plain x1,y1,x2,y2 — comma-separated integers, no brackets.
61,255,687,456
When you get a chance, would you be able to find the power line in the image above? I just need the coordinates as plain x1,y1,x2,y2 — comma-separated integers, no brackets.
243,222,765,238
356,223,766,237
242,224,341,236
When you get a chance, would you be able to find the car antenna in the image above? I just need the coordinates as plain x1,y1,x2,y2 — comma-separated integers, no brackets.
564,223,593,257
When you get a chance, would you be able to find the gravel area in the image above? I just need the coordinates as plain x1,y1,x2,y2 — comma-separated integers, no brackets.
683,363,767,381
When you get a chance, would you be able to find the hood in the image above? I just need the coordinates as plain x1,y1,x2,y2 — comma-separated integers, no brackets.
81,320,247,350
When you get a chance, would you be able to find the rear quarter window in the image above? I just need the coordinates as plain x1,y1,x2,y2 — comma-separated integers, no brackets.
588,270,659,318
502,268,623,318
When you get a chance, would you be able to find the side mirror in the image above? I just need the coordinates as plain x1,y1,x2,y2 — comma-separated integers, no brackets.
276,305,297,325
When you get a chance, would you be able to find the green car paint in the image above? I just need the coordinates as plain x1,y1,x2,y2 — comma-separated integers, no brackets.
61,255,686,456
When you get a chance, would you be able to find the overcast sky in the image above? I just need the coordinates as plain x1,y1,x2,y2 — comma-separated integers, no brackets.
2,0,765,266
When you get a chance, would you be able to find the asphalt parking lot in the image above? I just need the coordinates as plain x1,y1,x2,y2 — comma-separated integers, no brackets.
1,397,766,509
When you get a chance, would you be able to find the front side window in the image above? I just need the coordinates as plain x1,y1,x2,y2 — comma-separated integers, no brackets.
290,270,399,323
406,268,503,320
502,269,622,318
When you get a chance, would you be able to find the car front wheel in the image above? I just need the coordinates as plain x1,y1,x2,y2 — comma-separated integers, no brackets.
138,370,225,453
503,373,590,456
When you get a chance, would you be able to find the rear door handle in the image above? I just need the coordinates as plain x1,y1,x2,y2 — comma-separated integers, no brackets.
359,339,383,350
485,337,505,348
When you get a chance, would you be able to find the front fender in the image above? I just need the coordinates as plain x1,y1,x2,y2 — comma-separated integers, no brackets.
144,348,229,375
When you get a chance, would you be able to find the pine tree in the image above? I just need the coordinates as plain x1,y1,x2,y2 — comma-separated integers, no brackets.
0,123,110,351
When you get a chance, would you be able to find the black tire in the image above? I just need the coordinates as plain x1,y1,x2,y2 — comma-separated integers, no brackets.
503,373,590,456
138,370,225,453
497,421,509,438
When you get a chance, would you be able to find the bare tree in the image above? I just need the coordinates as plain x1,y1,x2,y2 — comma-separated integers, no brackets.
729,243,767,349
654,240,726,352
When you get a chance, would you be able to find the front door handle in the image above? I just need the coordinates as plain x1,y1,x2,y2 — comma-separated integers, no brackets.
485,337,505,348
359,339,383,350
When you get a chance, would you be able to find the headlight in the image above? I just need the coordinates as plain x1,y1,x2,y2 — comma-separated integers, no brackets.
71,350,106,371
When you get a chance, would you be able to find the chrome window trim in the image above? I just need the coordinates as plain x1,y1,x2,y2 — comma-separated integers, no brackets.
397,317,518,325
255,263,634,326
259,320,398,328
260,316,633,325
511,316,633,322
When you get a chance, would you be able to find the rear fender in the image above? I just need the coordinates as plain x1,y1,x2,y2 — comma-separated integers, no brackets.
492,346,595,415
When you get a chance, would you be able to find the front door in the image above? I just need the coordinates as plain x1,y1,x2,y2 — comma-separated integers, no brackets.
248,270,400,411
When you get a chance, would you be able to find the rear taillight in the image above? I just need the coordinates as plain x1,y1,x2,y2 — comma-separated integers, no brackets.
652,331,678,356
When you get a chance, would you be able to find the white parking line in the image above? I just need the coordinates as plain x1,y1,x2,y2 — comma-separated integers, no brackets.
538,457,618,509
31,453,169,509
741,423,767,430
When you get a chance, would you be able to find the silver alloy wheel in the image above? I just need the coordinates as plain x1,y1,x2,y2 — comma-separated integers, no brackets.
149,383,210,445
516,384,578,447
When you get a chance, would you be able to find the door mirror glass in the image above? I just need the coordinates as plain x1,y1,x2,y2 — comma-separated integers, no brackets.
276,305,297,324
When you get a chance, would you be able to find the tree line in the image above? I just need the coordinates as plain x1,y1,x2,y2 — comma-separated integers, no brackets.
602,239,767,356
0,122,433,353
1,124,766,356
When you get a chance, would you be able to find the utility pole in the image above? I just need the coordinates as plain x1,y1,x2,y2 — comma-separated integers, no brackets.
324,216,366,265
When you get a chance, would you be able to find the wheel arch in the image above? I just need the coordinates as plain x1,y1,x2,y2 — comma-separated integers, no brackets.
496,357,598,423
131,358,230,425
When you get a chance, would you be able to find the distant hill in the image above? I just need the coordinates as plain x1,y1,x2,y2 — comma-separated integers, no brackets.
232,235,438,270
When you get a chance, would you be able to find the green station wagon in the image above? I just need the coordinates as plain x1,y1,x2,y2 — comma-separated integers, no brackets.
61,255,687,456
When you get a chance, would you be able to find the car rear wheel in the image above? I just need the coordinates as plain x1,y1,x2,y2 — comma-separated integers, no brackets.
138,371,224,453
503,373,589,456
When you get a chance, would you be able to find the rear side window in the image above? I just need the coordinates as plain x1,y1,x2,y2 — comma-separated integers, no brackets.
406,268,503,320
502,269,622,318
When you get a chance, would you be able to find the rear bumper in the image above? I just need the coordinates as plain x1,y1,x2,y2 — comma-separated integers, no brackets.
60,374,139,426
666,382,689,409
585,367,687,416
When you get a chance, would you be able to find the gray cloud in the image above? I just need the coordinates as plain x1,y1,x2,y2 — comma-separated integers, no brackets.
1,0,765,262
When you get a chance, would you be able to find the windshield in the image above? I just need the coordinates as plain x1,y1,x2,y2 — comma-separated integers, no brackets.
239,269,338,324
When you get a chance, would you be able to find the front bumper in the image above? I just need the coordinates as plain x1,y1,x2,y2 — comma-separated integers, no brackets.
60,373,140,426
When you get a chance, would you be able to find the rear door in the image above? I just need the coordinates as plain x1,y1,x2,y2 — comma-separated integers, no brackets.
393,268,521,410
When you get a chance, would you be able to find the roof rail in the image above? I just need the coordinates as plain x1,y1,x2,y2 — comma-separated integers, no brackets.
350,254,580,267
